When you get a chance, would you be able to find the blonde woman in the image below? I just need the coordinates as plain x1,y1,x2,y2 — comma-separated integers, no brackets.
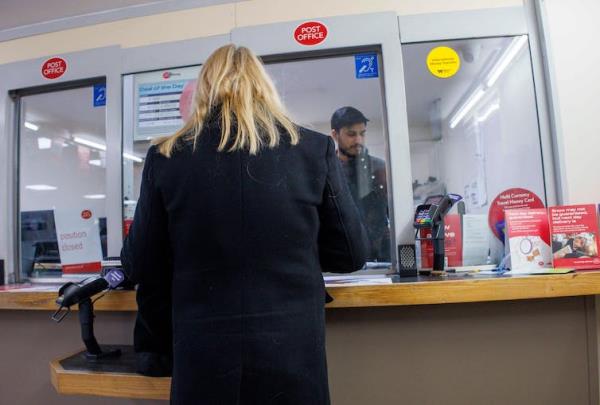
121,44,368,404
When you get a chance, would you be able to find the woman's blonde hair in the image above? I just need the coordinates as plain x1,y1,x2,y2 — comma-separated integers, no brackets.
156,44,299,157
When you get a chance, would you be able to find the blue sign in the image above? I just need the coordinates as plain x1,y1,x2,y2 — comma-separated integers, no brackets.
93,84,106,107
354,53,379,79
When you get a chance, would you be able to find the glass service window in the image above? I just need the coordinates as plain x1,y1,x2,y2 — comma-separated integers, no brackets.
122,52,393,269
18,83,107,281
122,66,200,226
403,36,546,267
264,53,391,265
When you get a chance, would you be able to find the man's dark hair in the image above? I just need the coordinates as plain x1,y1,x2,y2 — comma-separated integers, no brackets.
330,106,369,132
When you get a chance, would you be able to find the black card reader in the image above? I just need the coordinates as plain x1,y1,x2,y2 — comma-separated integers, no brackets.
414,194,462,275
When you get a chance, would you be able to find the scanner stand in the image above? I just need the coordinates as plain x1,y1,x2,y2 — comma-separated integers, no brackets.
52,285,121,362
78,298,121,361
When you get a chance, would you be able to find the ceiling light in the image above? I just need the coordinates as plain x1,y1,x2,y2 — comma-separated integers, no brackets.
124,200,137,206
25,184,57,191
89,159,102,167
477,103,500,123
24,122,39,131
73,136,106,151
449,88,485,129
486,36,528,88
37,137,52,149
83,194,106,199
123,152,143,163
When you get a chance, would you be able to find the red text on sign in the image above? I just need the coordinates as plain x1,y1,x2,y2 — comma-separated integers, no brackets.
294,22,328,46
42,57,67,79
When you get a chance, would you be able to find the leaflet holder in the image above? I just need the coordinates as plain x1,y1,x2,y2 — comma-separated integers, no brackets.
414,194,462,275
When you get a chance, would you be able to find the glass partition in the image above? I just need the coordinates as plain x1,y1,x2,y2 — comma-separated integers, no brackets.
122,66,200,229
403,36,547,268
18,83,107,281
122,51,394,268
265,54,391,264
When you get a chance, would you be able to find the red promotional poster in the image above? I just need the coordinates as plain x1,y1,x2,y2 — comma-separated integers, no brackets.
420,214,462,268
549,205,600,270
488,188,545,241
505,209,551,273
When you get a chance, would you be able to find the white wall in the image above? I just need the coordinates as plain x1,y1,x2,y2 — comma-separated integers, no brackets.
540,0,600,204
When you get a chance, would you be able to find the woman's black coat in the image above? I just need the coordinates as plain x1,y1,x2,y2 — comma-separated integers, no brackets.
121,119,369,405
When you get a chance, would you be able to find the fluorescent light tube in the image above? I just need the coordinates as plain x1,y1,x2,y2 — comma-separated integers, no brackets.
89,159,102,167
37,137,51,149
486,36,528,88
83,194,106,199
449,88,485,129
477,103,500,122
24,122,39,131
73,136,106,151
75,137,143,163
25,184,57,191
123,152,143,163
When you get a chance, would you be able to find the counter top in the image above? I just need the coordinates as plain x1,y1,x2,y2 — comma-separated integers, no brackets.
4,271,600,311
51,346,170,400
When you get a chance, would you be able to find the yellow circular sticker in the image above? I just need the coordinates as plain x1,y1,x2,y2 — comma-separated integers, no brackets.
426,46,460,79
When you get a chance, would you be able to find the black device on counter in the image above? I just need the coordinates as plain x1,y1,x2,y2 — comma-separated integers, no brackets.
397,244,417,277
414,194,462,275
52,264,126,361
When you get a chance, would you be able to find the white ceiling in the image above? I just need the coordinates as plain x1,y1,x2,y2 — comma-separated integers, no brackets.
22,86,105,142
0,0,164,30
266,55,385,132
0,0,240,40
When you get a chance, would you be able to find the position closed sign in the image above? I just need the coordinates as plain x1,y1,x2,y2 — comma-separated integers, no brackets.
42,57,67,79
294,21,327,46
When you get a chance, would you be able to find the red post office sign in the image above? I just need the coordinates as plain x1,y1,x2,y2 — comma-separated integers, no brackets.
41,57,67,79
294,21,328,46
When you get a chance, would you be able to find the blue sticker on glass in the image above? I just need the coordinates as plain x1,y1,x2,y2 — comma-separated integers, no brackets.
93,84,106,107
354,53,379,79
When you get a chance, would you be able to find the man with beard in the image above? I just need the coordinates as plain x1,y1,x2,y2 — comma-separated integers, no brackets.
330,106,390,262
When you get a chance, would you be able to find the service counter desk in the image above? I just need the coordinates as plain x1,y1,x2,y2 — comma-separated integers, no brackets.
2,272,600,404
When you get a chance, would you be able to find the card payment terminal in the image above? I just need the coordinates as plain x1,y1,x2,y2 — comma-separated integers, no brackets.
414,194,463,274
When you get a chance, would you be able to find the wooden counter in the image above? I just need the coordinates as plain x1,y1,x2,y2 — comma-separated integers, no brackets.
45,272,600,401
4,271,600,311
50,346,170,400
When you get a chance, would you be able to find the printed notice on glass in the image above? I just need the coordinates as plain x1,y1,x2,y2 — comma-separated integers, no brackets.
137,81,185,129
133,66,200,141
462,214,489,266
54,208,103,274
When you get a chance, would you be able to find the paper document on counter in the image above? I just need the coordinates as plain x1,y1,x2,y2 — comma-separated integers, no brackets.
462,214,489,266
324,274,393,286
1,285,60,292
